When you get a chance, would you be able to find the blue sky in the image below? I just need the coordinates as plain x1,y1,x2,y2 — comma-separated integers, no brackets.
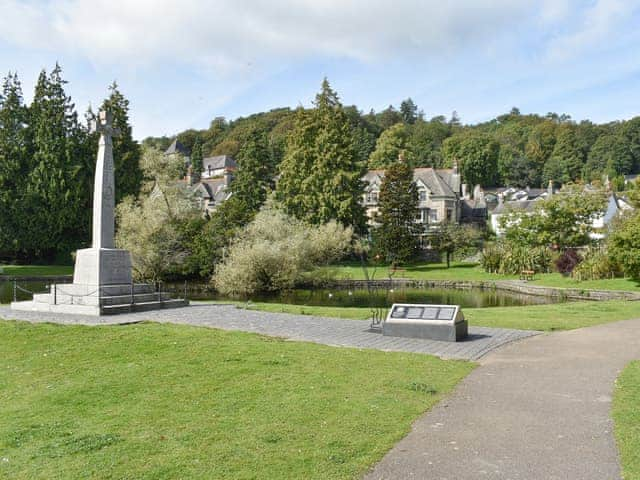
1,0,639,139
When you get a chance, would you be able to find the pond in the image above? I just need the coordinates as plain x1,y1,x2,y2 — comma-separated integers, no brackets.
176,284,566,309
1,280,567,309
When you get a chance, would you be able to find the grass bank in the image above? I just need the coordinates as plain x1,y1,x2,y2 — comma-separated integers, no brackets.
322,261,640,292
613,361,640,480
230,300,640,331
0,265,73,277
0,321,473,480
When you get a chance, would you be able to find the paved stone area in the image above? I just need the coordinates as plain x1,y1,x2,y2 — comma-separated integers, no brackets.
0,303,538,361
366,317,640,480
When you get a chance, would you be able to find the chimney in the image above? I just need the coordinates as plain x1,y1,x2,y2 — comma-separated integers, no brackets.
473,184,481,199
207,165,212,177
461,183,468,199
223,169,233,187
186,164,194,186
452,159,458,174
547,180,553,196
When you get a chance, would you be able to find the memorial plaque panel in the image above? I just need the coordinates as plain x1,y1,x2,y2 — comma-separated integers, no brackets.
383,303,468,342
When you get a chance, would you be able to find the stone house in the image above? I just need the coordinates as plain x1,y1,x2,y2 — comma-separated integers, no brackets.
165,142,237,215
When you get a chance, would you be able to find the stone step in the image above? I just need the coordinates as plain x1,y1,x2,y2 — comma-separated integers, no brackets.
101,299,189,315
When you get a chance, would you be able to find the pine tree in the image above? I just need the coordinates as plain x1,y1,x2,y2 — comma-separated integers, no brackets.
374,160,419,264
232,130,273,214
101,81,142,202
0,72,32,258
276,79,366,232
400,98,418,124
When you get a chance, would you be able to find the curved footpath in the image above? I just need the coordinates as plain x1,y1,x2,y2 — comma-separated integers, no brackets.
366,318,640,480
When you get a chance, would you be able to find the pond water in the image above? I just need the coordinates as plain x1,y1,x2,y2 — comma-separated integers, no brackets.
1,281,567,309
175,284,566,309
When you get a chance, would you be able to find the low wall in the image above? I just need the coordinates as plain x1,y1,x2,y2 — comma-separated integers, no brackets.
325,278,640,302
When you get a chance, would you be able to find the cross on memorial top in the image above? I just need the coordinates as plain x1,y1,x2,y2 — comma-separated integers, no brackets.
90,110,121,140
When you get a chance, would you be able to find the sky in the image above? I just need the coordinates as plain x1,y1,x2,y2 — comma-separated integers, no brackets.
1,0,639,140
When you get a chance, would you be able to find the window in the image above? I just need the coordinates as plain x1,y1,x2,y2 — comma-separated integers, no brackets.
429,210,438,223
366,191,379,203
446,209,453,222
418,190,427,201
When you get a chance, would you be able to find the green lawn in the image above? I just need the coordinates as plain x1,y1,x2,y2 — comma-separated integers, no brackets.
613,361,640,480
322,261,517,282
323,261,640,292
231,300,640,332
0,321,473,480
0,265,73,277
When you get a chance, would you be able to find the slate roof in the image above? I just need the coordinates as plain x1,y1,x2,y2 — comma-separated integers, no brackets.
165,139,190,156
203,155,237,172
491,199,538,215
194,178,232,204
362,167,459,198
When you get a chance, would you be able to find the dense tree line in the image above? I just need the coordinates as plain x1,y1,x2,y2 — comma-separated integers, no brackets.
148,100,640,192
0,66,141,263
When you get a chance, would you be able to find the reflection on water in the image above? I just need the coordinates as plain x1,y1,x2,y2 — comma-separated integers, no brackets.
1,281,568,309
173,285,566,309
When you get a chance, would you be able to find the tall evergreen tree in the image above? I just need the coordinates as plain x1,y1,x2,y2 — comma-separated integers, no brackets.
0,72,32,258
400,98,418,124
101,81,142,202
190,137,204,175
276,79,366,232
232,130,273,214
374,160,419,264
26,64,86,260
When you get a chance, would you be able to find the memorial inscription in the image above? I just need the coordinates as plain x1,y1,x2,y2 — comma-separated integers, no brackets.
383,303,468,342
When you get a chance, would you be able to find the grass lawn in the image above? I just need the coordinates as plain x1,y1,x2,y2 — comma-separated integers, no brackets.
231,300,640,332
0,265,73,277
613,361,640,480
323,261,640,292
0,321,473,480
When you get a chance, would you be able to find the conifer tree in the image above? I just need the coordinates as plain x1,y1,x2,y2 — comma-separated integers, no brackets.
543,124,583,185
374,160,419,264
0,72,32,258
276,78,366,232
26,64,86,260
191,137,204,175
232,130,273,214
101,81,142,202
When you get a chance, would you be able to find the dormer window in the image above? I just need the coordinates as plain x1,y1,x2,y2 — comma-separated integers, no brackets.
419,190,427,201
366,190,379,203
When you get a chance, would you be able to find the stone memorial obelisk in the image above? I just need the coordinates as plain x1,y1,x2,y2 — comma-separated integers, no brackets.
12,110,188,315
73,110,133,286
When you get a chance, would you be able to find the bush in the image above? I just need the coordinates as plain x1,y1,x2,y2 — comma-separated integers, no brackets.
608,212,640,280
572,247,620,281
555,249,581,274
213,206,353,296
481,241,554,275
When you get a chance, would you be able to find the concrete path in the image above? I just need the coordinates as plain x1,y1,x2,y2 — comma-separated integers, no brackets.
0,304,537,361
366,318,640,480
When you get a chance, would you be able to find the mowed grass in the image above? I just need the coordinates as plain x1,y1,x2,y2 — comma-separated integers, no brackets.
323,262,640,292
0,265,73,277
0,321,473,480
613,361,640,480
232,300,640,331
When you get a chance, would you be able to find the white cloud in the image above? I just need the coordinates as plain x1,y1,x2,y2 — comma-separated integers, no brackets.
0,0,565,72
544,0,640,62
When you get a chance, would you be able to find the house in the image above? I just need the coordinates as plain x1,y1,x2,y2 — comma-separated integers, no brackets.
165,139,190,158
362,166,461,229
590,193,635,240
202,155,237,178
489,182,555,234
165,142,237,214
